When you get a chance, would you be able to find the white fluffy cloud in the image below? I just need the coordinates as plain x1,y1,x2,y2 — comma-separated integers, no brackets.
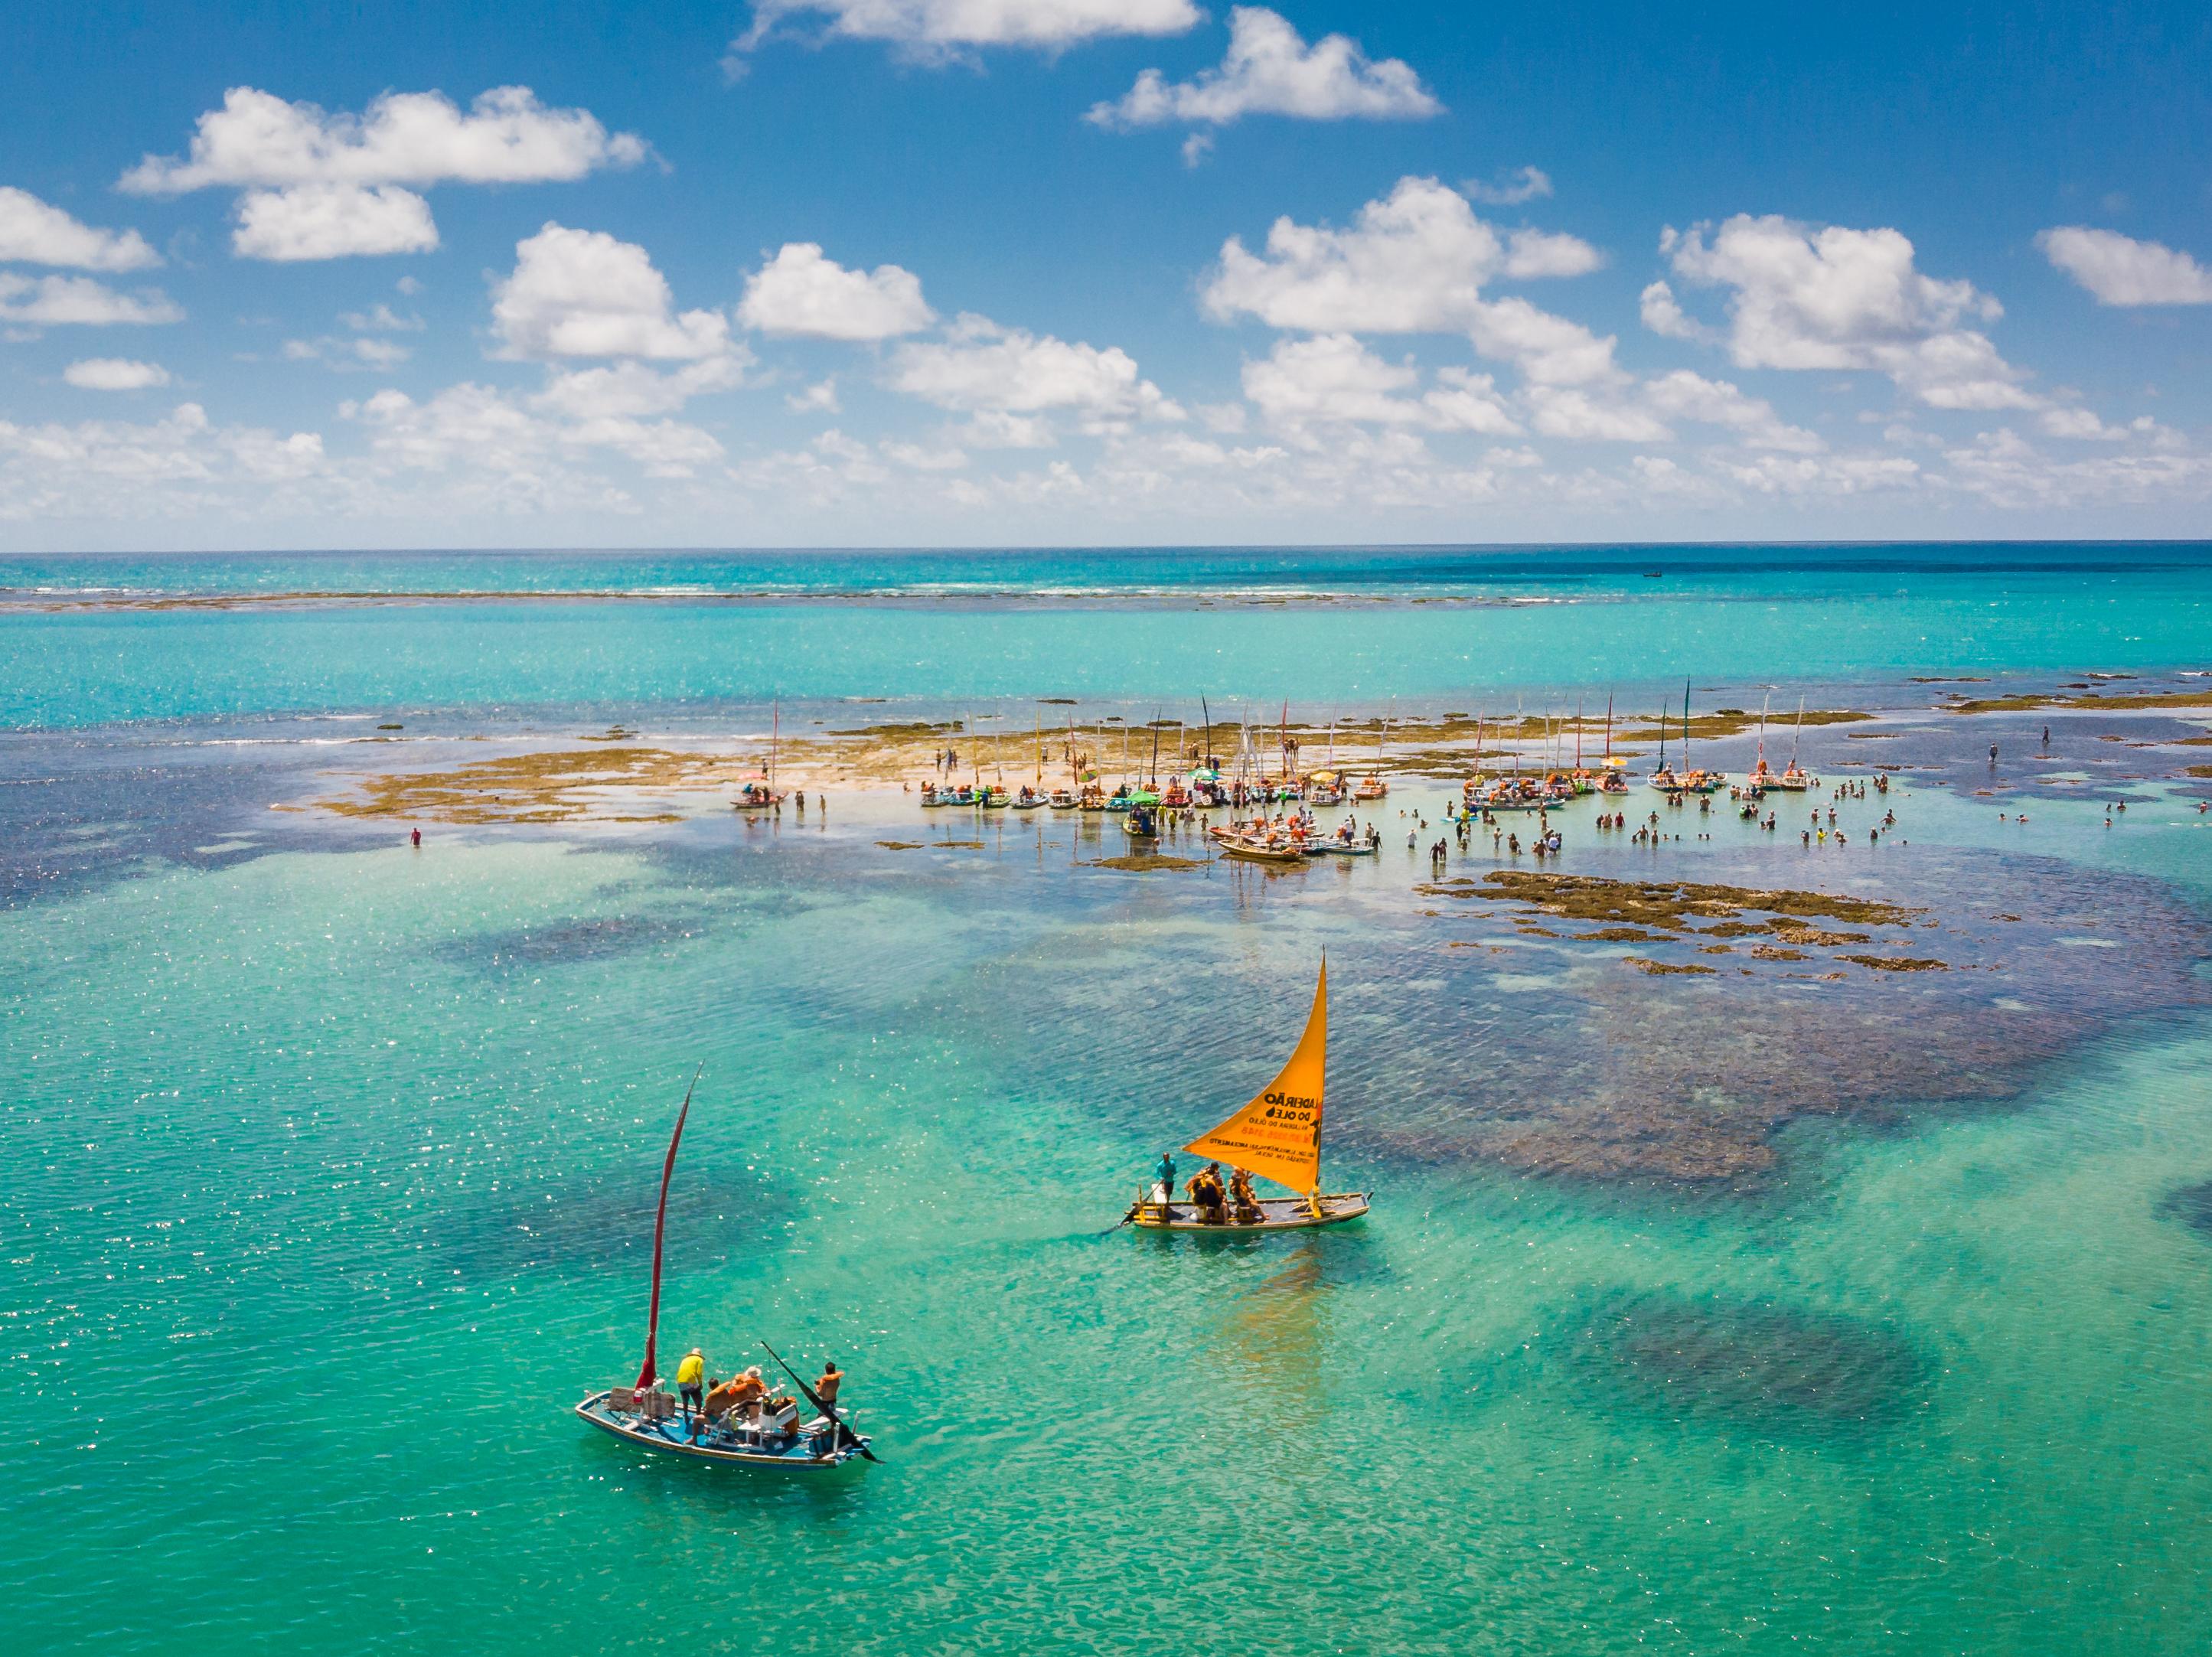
353,382,723,483
121,85,646,192
1202,178,1613,383
0,402,325,522
1088,7,1440,129
532,357,751,418
119,86,644,263
1659,214,2038,409
0,273,183,327
1207,178,1554,329
491,224,733,360
0,188,160,272
1524,387,1671,443
736,243,934,340
2037,227,2212,306
1643,370,1822,452
734,0,1199,57
1637,279,1709,342
1940,427,2211,510
1240,334,1519,436
232,183,439,262
888,314,1183,430
63,357,171,391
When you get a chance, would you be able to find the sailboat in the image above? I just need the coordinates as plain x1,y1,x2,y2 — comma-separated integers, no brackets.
733,701,788,809
1597,695,1631,793
1129,961,1372,1232
573,1072,875,1470
1773,696,1813,790
1744,693,1774,793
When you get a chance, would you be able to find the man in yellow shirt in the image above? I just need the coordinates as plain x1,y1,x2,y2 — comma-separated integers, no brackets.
675,1348,706,1426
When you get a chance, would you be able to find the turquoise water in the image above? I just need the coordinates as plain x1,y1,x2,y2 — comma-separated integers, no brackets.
6,549,2212,1654
6,543,2212,727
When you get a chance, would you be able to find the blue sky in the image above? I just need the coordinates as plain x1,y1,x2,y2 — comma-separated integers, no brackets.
2,0,2209,549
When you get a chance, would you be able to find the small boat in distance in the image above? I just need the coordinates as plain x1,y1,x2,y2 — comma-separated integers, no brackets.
574,1072,875,1472
734,703,788,810
1129,961,1370,1232
1770,696,1814,790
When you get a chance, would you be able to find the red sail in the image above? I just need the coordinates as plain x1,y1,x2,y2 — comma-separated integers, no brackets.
634,1069,699,1391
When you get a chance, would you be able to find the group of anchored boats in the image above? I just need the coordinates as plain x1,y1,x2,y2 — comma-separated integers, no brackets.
913,687,1820,857
580,963,1362,1476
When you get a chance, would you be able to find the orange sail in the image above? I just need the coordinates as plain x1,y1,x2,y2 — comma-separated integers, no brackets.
1184,961,1327,1196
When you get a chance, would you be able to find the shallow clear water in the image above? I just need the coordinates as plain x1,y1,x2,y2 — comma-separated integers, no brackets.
5,550,2211,1654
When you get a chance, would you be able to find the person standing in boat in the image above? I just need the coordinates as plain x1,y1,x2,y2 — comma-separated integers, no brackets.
1152,1150,1176,1212
676,1347,706,1427
817,1359,843,1417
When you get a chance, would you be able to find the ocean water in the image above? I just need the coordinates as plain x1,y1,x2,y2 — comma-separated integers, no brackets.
6,546,2212,1655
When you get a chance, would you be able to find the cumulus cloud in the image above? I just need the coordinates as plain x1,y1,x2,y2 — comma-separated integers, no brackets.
1240,334,1519,436
532,357,751,419
1524,386,1671,443
1463,166,1551,207
119,86,644,263
736,243,934,340
2037,227,2212,306
1462,296,1619,386
1638,279,1711,342
121,85,646,193
1661,214,2038,409
1642,369,1822,452
491,223,733,360
232,183,439,262
0,188,160,271
1201,177,1613,383
786,377,841,413
1940,427,2211,510
888,314,1183,432
63,357,171,391
0,273,183,327
732,0,1199,60
1088,8,1440,129
0,402,325,522
353,382,723,482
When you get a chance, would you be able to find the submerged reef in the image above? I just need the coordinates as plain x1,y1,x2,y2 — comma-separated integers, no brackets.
1351,857,2211,1184
1558,1291,1930,1440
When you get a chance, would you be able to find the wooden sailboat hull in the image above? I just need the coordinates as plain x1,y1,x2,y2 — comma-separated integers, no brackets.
1219,840,1308,864
1132,1193,1371,1232
574,1391,871,1471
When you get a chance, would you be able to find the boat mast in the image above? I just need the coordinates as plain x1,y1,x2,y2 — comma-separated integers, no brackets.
1682,678,1692,774
1657,698,1668,774
769,700,778,791
1604,694,1614,763
634,1066,701,1391
1792,696,1804,768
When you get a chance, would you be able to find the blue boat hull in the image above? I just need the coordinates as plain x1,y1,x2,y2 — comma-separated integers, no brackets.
573,1391,872,1472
